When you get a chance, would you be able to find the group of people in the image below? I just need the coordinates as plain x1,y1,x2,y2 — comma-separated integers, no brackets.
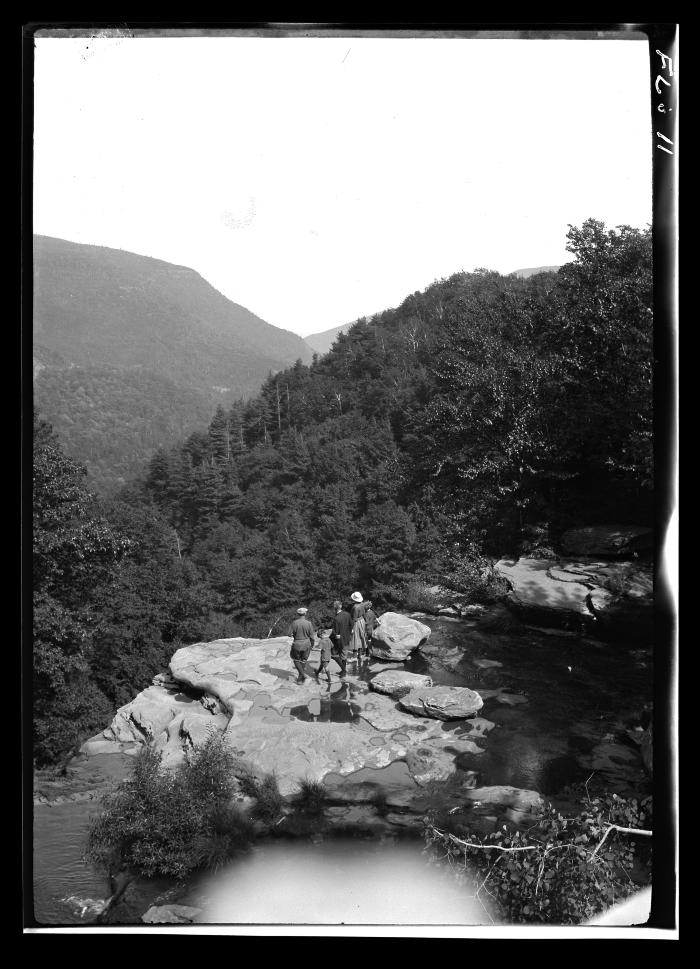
289,592,378,684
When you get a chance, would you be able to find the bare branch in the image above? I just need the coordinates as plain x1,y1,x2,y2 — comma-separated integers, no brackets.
590,823,652,858
428,825,540,853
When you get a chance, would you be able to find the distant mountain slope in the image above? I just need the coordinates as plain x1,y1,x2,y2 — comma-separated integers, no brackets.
304,323,352,356
34,236,312,392
33,235,314,491
510,265,561,279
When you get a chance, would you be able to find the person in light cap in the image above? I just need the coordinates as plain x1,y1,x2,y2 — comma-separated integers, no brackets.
289,607,315,683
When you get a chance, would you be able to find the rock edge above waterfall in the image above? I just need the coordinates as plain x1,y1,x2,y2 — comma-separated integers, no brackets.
84,616,485,797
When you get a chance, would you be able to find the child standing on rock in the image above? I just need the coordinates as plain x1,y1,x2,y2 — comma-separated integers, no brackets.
314,628,333,684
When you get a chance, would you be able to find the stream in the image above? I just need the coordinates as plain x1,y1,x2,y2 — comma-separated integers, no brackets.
31,614,653,926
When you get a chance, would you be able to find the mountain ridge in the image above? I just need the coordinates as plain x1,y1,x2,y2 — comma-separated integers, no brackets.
33,235,314,491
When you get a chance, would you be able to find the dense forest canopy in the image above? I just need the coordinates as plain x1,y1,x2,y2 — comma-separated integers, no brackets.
32,220,653,763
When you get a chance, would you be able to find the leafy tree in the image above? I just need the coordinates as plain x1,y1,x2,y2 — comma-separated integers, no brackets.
85,735,254,879
33,416,132,763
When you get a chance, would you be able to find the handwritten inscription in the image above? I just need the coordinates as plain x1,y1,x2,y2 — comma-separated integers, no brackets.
654,49,675,155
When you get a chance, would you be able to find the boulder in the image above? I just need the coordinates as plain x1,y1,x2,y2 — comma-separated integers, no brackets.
370,613,431,661
462,785,545,814
152,671,180,690
142,904,202,924
496,693,528,706
370,670,433,699
399,686,483,720
560,525,653,558
461,604,486,618
103,685,202,744
460,716,496,739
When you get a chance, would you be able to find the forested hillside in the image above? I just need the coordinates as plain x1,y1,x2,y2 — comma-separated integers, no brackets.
304,268,563,354
32,220,653,764
140,220,652,617
33,236,313,491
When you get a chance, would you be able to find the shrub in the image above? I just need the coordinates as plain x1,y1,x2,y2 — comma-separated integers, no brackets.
402,581,441,614
85,747,202,879
295,778,327,815
251,772,285,822
193,804,256,872
423,793,652,924
369,581,407,609
182,730,239,802
441,545,510,603
85,734,255,879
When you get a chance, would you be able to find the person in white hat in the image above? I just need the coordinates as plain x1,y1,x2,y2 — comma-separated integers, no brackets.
289,607,315,683
349,592,368,665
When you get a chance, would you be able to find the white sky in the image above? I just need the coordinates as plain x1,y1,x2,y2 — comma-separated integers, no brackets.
33,34,652,337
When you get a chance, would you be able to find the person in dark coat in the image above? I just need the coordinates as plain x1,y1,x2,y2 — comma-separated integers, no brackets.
330,600,351,678
364,601,377,650
289,607,316,683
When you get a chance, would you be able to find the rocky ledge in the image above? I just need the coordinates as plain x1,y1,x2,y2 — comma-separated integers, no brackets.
494,552,653,638
83,615,497,802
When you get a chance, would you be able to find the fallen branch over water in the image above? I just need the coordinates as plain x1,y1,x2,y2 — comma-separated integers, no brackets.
427,821,652,860
590,823,652,857
428,825,540,853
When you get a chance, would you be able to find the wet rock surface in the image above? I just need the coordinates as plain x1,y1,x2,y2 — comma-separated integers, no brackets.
495,554,653,638
85,609,652,805
370,670,433,699
399,685,484,720
142,904,203,924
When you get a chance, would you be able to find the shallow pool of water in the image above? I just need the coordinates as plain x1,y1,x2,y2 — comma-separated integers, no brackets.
404,617,652,795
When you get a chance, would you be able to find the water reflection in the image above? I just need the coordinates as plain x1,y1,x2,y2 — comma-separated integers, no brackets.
288,683,362,724
199,840,493,925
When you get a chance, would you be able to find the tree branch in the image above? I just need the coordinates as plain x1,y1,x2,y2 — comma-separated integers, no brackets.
590,823,652,857
428,825,540,853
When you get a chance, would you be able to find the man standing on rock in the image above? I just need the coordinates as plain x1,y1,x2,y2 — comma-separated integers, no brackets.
290,607,316,684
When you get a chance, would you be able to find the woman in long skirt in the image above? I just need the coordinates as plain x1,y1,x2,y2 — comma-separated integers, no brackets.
349,591,368,664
